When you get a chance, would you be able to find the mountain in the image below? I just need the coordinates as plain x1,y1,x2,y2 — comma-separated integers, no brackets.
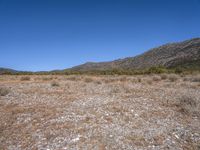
71,38,200,71
0,68,18,74
1,38,200,74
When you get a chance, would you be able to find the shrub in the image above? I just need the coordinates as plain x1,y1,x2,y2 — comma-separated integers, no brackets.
152,76,161,81
66,76,77,81
146,66,168,74
177,95,199,116
138,78,142,82
0,87,10,96
191,76,200,82
103,78,117,83
42,77,53,81
110,87,121,93
160,74,167,80
183,77,190,81
174,68,183,74
119,77,128,82
51,81,59,87
95,80,102,84
146,80,152,85
20,76,31,81
168,74,178,82
84,77,93,83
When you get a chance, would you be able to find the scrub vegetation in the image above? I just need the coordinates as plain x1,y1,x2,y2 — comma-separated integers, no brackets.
0,74,199,149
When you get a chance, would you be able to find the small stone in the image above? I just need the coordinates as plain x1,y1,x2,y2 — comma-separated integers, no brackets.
109,134,113,138
134,114,139,117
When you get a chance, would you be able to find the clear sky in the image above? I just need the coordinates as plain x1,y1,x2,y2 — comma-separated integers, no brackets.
0,0,200,71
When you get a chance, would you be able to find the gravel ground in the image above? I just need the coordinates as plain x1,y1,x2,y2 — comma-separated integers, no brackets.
0,75,200,150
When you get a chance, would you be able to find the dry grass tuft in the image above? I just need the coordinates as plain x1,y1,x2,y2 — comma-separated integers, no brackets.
103,78,117,84
51,81,60,87
94,80,102,84
84,77,94,83
152,76,161,82
176,95,199,117
168,74,178,82
183,76,200,82
66,76,77,81
183,77,190,81
0,87,10,96
160,74,167,80
146,80,152,85
42,77,53,81
137,78,142,83
191,76,200,82
119,76,128,82
110,86,121,94
20,76,31,81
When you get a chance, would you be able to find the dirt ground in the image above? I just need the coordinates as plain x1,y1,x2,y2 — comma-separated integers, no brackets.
0,74,199,150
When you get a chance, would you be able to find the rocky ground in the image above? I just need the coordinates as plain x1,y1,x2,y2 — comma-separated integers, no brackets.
0,74,200,150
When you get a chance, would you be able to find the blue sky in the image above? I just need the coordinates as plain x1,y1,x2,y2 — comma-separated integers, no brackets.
0,0,200,71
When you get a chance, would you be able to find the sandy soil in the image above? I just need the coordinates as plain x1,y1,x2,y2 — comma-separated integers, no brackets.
0,75,199,150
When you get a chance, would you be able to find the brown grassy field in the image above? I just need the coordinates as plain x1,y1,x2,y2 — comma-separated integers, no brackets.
0,74,200,150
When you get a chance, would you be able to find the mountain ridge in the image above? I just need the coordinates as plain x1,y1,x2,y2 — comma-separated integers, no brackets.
70,38,200,71
1,38,200,74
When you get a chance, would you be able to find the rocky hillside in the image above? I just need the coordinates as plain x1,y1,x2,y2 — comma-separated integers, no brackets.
71,38,200,71
1,38,200,74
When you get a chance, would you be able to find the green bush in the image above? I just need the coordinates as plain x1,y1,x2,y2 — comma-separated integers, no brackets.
174,68,183,74
146,66,168,74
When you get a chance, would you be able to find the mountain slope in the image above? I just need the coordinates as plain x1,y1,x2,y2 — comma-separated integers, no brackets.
0,68,18,75
71,38,200,71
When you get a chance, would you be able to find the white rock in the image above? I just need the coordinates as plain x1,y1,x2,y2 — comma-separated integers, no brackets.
174,134,179,139
72,135,81,142
134,114,139,117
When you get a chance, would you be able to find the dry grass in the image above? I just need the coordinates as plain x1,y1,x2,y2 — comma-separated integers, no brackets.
119,76,128,82
0,74,200,149
94,80,102,84
152,76,161,81
51,81,60,87
191,76,200,82
137,78,142,82
176,95,200,117
168,74,178,82
103,78,117,83
0,87,10,96
66,76,77,81
146,79,152,85
183,77,190,81
42,77,53,81
84,77,94,83
160,74,167,80
183,76,200,82
20,76,31,81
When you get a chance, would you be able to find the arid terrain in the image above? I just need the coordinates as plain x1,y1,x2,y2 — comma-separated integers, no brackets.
0,74,200,150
